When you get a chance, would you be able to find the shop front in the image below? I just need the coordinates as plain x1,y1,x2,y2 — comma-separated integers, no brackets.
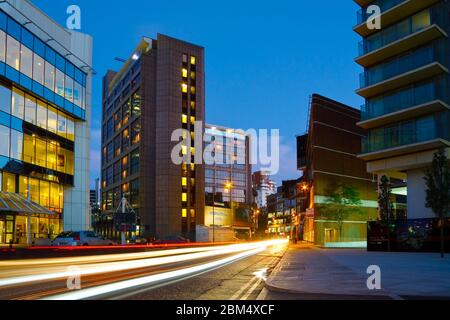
0,192,60,245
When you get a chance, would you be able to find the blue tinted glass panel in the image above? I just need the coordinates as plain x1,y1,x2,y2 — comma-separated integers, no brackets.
0,11,6,31
0,111,10,127
34,37,45,57
64,100,74,114
32,81,44,96
21,28,34,49
74,68,83,84
66,62,75,78
55,53,65,72
20,74,32,90
44,87,55,103
0,156,8,168
0,61,5,76
11,116,23,132
5,65,19,82
7,18,21,40
55,94,64,107
45,46,56,64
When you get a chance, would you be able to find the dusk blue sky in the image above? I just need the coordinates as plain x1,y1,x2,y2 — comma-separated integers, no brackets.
32,0,364,188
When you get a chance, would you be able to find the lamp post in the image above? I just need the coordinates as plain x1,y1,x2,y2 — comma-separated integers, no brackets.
225,181,234,233
212,169,216,243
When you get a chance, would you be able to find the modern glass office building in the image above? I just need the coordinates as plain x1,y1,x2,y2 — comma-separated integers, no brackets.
355,0,450,219
0,1,92,245
204,124,252,231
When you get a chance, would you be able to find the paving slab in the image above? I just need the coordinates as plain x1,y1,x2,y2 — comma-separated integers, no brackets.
265,244,450,299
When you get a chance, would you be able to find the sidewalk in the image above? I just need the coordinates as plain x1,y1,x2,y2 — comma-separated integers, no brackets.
265,244,450,299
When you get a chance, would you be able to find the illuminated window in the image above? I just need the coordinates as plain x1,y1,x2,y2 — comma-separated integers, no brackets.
190,209,196,218
182,209,187,218
191,56,196,65
190,72,196,80
182,54,188,64
181,83,188,93
20,45,33,78
33,53,44,85
182,193,187,202
190,164,195,171
182,68,188,78
182,114,188,124
11,88,24,119
6,36,20,70
190,147,195,155
190,116,196,125
181,145,187,155
190,86,196,94
0,30,5,63
2,172,15,193
182,177,187,187
190,101,196,109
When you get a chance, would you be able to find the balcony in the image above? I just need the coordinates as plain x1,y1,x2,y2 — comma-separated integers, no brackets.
359,113,450,160
355,0,440,37
357,62,448,98
358,100,450,129
356,24,447,67
359,74,450,128
359,138,450,161
356,6,448,67
357,44,449,98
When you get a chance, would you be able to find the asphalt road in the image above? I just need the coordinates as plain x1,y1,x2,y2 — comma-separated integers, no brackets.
0,240,287,300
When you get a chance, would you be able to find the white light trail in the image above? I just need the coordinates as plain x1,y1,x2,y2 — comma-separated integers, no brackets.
44,247,267,300
0,240,287,289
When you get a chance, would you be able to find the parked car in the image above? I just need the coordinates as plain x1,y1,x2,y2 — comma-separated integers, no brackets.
53,231,116,246
152,236,191,245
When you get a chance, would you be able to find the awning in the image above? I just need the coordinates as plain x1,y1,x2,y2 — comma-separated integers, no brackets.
0,192,52,215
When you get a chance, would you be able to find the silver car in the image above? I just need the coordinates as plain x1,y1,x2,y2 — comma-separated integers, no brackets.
53,231,116,246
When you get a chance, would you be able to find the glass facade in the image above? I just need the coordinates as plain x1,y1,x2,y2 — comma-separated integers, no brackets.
0,9,87,244
204,126,249,207
358,8,433,56
362,77,449,120
0,10,87,120
363,111,450,153
357,0,450,159
359,44,440,88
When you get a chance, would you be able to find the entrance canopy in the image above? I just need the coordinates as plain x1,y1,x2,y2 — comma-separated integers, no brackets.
0,192,52,215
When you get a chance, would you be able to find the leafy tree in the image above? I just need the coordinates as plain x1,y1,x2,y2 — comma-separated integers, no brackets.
377,175,395,251
378,175,393,222
424,148,450,258
323,184,363,241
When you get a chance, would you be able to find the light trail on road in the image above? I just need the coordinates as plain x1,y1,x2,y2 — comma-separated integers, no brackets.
0,239,288,299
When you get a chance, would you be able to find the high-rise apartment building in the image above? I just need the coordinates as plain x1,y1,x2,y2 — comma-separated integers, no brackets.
99,34,205,241
355,0,450,219
0,1,92,245
252,171,276,209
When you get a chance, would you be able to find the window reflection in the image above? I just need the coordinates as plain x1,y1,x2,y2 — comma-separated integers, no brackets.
6,35,20,70
20,45,33,78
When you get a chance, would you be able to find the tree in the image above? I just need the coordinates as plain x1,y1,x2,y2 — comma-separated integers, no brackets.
424,148,450,258
323,184,363,241
378,175,393,222
377,175,394,252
